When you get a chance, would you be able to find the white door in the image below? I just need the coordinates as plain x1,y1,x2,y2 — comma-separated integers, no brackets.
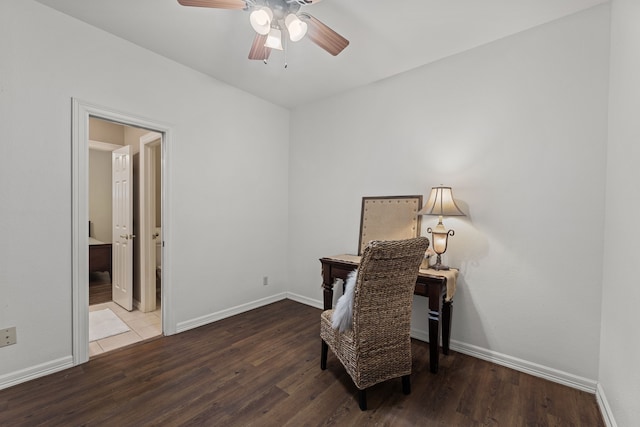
112,145,134,311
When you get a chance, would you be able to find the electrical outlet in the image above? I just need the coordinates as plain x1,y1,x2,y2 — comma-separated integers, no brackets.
263,276,269,286
1,327,17,347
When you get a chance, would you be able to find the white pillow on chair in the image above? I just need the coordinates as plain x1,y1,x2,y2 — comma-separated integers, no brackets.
331,269,358,332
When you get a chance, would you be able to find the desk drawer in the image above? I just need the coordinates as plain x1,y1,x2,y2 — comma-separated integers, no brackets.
331,266,356,280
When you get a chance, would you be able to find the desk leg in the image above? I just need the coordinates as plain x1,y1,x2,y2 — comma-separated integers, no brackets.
442,299,452,355
321,264,335,311
322,283,333,311
428,287,443,374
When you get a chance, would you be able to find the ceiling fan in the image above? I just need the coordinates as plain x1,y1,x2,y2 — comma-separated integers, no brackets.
177,0,349,63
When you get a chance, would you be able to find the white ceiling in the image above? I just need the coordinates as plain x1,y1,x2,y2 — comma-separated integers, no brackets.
35,0,608,108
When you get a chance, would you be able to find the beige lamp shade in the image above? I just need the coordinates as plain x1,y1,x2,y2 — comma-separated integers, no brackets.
418,187,465,217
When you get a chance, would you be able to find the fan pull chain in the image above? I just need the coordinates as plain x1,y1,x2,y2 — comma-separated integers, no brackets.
284,36,288,68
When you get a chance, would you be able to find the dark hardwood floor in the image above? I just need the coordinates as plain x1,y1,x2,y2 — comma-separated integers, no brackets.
0,300,604,426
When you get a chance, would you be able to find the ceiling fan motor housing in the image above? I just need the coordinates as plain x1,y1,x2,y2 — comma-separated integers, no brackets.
257,0,301,21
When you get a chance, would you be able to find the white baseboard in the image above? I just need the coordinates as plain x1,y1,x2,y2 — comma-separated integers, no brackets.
410,327,597,393
596,383,618,427
453,340,597,392
175,293,288,333
286,292,323,309
409,326,430,343
0,356,73,391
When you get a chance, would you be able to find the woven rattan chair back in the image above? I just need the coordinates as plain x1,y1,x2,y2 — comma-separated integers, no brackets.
320,236,430,410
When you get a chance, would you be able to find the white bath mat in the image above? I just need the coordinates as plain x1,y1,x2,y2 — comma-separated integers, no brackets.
89,308,130,342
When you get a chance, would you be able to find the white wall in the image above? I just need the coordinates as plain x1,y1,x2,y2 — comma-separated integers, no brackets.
599,0,640,425
289,5,610,386
0,0,289,379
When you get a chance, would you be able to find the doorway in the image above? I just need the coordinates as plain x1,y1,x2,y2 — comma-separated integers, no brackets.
87,118,162,356
72,99,174,365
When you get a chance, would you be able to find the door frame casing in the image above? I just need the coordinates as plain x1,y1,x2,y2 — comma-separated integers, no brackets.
72,99,174,365
139,131,162,313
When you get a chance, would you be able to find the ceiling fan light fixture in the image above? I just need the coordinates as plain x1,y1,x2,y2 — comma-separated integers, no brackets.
285,13,308,42
264,27,283,50
250,7,273,35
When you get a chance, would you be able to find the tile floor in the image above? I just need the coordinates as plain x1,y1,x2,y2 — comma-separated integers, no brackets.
89,301,161,357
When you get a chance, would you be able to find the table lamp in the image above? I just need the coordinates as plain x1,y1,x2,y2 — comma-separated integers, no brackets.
418,186,465,270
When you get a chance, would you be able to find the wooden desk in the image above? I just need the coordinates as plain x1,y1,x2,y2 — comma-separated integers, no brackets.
89,243,112,280
320,255,454,374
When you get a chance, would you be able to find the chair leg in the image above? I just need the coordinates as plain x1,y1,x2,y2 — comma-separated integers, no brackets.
321,340,328,370
402,375,411,395
358,389,367,411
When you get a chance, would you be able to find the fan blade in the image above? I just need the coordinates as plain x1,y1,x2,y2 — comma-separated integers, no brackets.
299,14,349,56
177,0,246,10
248,34,272,61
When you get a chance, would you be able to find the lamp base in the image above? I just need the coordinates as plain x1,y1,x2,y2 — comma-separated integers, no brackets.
430,254,450,271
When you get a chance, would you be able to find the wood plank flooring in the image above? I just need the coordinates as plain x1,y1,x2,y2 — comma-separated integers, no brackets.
0,300,604,426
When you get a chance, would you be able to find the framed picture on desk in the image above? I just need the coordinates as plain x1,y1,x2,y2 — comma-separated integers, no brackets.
358,195,423,255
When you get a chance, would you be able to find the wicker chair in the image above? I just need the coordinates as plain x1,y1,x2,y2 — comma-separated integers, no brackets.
320,237,430,410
